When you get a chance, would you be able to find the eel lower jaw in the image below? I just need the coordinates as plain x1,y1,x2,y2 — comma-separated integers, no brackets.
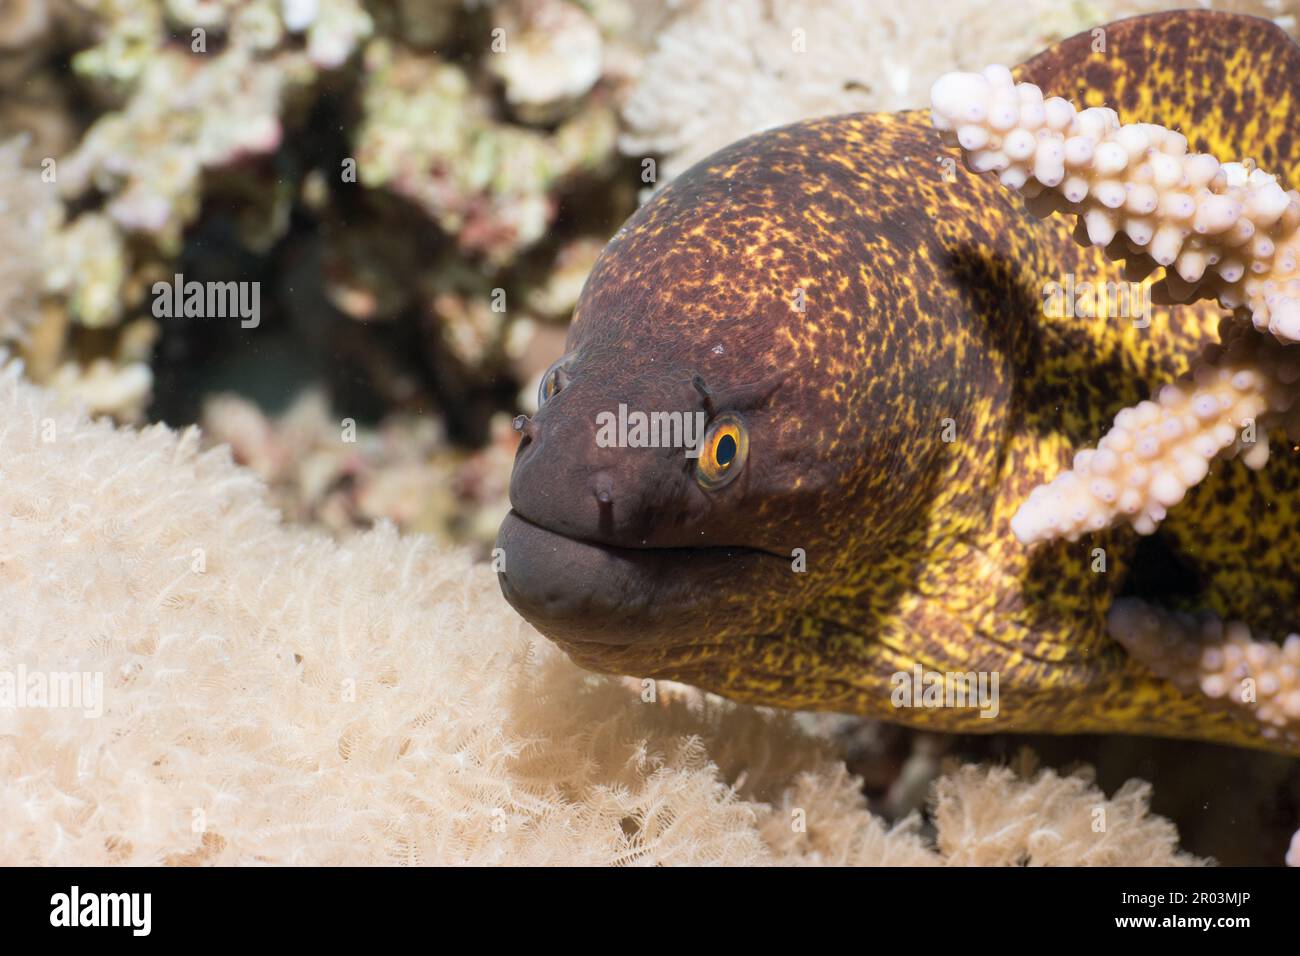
495,509,786,647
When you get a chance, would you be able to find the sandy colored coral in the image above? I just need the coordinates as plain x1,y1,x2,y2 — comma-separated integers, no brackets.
1109,598,1300,747
0,366,1197,865
280,0,374,69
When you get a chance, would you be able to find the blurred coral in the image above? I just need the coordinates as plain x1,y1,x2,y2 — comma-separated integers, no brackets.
44,212,127,329
354,37,617,265
200,390,516,549
48,356,153,421
0,0,655,432
0,138,55,343
0,0,51,51
4,0,1296,434
486,0,604,125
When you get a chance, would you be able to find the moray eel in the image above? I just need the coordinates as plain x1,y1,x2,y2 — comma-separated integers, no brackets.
496,11,1300,753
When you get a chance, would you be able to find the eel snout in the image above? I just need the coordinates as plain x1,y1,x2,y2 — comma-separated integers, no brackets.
495,509,787,647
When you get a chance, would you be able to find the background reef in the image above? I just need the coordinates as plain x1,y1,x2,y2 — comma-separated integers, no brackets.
3,0,1300,864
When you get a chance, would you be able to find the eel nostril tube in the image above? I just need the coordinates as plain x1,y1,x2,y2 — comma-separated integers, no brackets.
513,414,538,450
591,472,614,507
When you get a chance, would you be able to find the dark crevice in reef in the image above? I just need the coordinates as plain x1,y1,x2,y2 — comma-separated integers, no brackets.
1117,532,1202,603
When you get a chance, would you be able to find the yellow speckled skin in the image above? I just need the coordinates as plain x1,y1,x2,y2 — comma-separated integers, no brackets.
499,12,1300,753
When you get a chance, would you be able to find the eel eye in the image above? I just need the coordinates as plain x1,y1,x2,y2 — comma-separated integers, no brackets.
537,355,573,409
695,412,749,490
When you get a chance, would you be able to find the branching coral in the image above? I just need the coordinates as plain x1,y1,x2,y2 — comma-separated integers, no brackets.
1011,319,1300,542
1109,599,1300,747
0,1,369,422
930,65,1300,342
0,366,1198,865
930,64,1300,543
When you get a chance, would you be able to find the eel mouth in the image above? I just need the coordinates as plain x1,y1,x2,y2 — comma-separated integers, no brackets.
495,509,785,647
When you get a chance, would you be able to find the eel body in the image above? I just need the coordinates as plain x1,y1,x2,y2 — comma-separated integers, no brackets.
496,11,1300,753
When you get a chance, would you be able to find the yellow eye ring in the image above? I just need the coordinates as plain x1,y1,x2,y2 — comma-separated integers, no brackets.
695,413,749,490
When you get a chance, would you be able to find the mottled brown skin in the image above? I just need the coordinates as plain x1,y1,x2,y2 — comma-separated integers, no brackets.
497,12,1300,753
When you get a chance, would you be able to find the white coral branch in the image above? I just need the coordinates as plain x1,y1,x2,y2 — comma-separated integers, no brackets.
1109,598,1300,748
930,64,1300,341
1010,321,1300,543
930,65,1300,543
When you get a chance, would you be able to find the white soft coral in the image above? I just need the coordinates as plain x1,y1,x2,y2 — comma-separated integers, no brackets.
0,361,1198,865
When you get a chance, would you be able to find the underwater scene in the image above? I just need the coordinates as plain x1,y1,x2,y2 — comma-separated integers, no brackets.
2,0,1300,903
